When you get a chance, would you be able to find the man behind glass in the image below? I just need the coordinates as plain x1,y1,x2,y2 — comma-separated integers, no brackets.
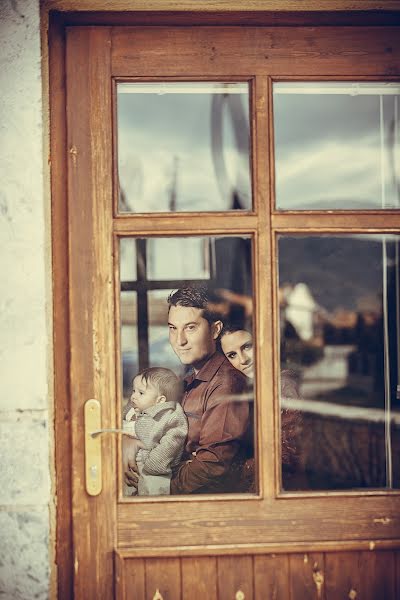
167,286,250,494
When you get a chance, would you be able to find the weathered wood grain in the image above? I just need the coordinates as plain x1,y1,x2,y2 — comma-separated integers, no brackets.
181,556,218,599
217,556,254,600
124,558,146,600
145,558,181,600
254,554,290,599
289,552,325,600
66,26,116,599
112,26,400,77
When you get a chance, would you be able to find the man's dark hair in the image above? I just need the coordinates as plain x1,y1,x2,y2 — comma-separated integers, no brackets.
167,285,221,325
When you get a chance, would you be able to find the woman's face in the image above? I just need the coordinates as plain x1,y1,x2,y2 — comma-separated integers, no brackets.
221,330,254,379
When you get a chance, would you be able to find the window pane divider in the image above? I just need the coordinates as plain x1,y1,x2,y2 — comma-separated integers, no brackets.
113,214,258,235
271,213,400,230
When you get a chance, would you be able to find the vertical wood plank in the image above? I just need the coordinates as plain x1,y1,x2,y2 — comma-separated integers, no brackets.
66,26,115,600
217,556,254,600
358,551,396,600
181,557,217,600
115,552,125,600
253,75,275,498
323,551,397,600
324,552,361,600
122,558,146,600
145,558,181,600
254,554,290,599
289,553,325,600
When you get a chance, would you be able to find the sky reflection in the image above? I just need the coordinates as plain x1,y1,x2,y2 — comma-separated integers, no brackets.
273,82,400,210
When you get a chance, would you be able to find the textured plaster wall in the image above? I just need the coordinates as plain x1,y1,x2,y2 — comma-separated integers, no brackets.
0,0,52,598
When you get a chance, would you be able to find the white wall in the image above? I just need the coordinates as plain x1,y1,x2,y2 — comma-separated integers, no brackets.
0,0,52,598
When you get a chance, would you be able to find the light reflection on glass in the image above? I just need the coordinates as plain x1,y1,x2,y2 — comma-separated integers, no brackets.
278,234,400,491
147,238,210,281
117,82,252,213
273,82,400,210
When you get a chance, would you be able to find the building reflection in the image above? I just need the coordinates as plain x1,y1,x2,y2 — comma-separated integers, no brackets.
279,235,400,491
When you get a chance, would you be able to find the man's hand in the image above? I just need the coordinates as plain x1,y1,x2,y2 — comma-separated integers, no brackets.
122,437,144,488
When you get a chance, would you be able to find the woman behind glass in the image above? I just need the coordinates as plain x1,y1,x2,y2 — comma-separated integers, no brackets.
220,323,302,483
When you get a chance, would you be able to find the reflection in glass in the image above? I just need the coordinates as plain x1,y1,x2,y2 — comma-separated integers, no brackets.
117,82,251,213
273,82,400,210
120,235,256,496
278,234,400,490
147,238,210,281
120,238,137,282
120,291,137,399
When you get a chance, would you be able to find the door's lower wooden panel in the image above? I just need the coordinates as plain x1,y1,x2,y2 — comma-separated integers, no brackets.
116,550,399,600
217,556,253,600
181,557,217,599
324,551,396,600
254,554,289,598
122,557,145,599
289,553,325,600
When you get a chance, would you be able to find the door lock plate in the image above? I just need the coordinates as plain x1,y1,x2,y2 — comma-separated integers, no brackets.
84,399,102,496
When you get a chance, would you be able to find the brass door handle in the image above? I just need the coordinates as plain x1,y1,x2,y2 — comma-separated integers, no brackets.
84,401,136,495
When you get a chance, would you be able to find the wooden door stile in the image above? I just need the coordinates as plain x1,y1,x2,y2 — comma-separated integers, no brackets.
66,26,116,598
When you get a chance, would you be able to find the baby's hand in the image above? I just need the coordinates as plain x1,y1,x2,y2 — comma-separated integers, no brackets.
122,437,141,488
186,451,197,464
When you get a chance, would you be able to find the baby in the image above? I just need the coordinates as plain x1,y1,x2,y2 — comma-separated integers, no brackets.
122,367,188,496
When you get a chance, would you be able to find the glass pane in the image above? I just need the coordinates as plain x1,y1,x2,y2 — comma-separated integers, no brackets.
117,82,252,213
121,291,137,400
148,289,185,377
147,238,210,281
273,82,400,210
278,234,400,491
120,238,137,282
120,236,256,497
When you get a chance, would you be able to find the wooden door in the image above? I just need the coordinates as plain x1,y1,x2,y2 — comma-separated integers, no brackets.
57,22,400,599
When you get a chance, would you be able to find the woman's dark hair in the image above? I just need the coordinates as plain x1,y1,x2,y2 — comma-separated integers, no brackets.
220,321,252,338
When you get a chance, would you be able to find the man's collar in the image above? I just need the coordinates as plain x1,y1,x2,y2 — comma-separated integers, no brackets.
184,352,225,385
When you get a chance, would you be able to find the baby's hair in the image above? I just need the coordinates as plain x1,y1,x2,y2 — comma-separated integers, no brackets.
135,367,183,404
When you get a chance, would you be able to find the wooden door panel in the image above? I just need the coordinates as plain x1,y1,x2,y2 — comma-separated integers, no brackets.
181,557,218,600
254,554,290,599
116,551,400,599
66,25,116,599
145,558,181,600
324,550,396,600
324,551,361,600
217,556,254,600
123,558,146,600
117,496,400,548
289,553,325,600
358,551,396,600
